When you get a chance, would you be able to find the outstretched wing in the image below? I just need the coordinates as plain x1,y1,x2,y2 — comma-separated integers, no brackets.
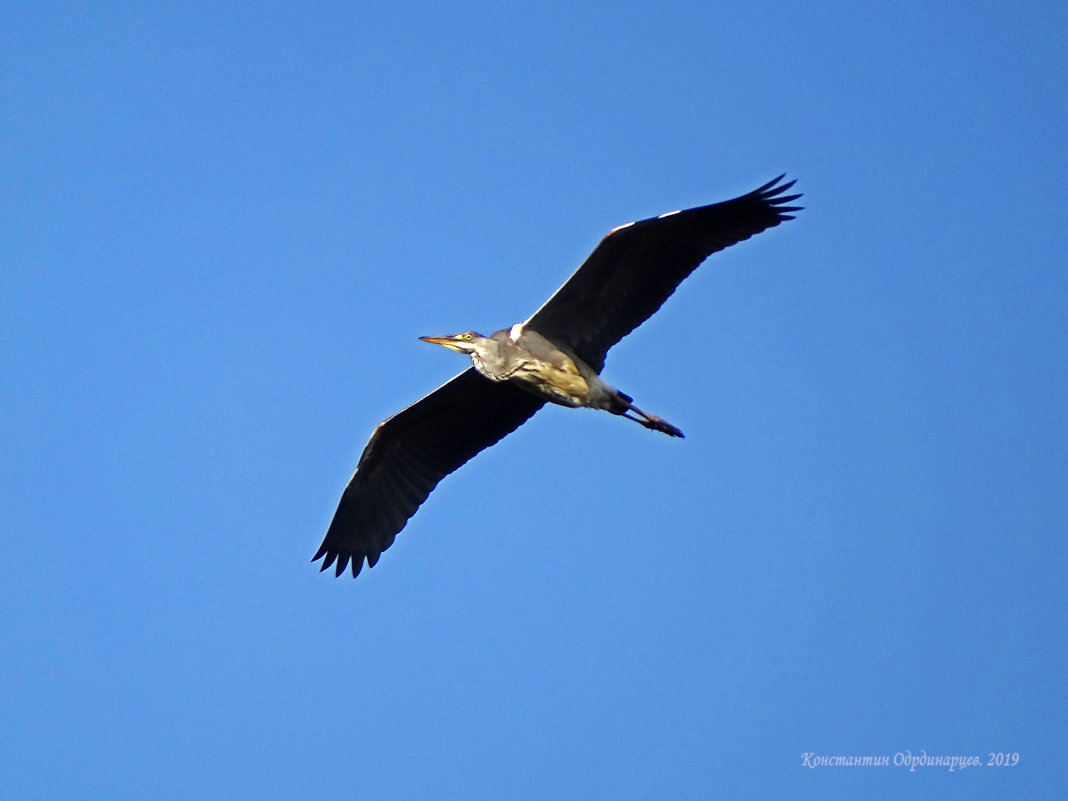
525,175,802,371
314,368,545,577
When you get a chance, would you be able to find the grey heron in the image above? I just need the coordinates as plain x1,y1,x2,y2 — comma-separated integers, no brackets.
315,175,802,577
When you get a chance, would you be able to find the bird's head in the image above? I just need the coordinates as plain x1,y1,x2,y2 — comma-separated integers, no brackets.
419,331,488,356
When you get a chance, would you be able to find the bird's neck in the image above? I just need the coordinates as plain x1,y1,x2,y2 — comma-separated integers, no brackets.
471,339,520,382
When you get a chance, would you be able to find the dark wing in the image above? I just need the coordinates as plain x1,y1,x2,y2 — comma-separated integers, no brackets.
525,175,802,371
314,368,544,577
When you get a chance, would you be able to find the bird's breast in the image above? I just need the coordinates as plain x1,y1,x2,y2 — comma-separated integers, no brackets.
509,356,591,408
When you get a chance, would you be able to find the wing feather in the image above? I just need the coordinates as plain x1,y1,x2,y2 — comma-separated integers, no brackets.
314,368,544,576
525,175,802,370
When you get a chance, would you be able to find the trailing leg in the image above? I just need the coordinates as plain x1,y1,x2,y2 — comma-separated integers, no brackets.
613,391,684,438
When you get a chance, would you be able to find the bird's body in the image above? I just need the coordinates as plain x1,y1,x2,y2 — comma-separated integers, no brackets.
315,176,802,577
422,326,683,435
501,327,602,410
479,325,608,409
441,326,597,406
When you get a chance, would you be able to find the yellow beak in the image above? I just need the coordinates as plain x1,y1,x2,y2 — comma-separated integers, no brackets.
419,335,467,352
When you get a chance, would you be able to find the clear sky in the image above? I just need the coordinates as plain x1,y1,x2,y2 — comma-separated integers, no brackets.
3,2,1066,798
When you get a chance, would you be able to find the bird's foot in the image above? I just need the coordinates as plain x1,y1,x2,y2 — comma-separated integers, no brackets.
641,415,684,438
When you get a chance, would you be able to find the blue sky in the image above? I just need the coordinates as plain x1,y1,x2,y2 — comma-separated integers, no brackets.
2,2,1066,798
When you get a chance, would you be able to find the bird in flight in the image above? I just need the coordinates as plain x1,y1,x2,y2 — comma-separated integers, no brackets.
315,176,802,577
